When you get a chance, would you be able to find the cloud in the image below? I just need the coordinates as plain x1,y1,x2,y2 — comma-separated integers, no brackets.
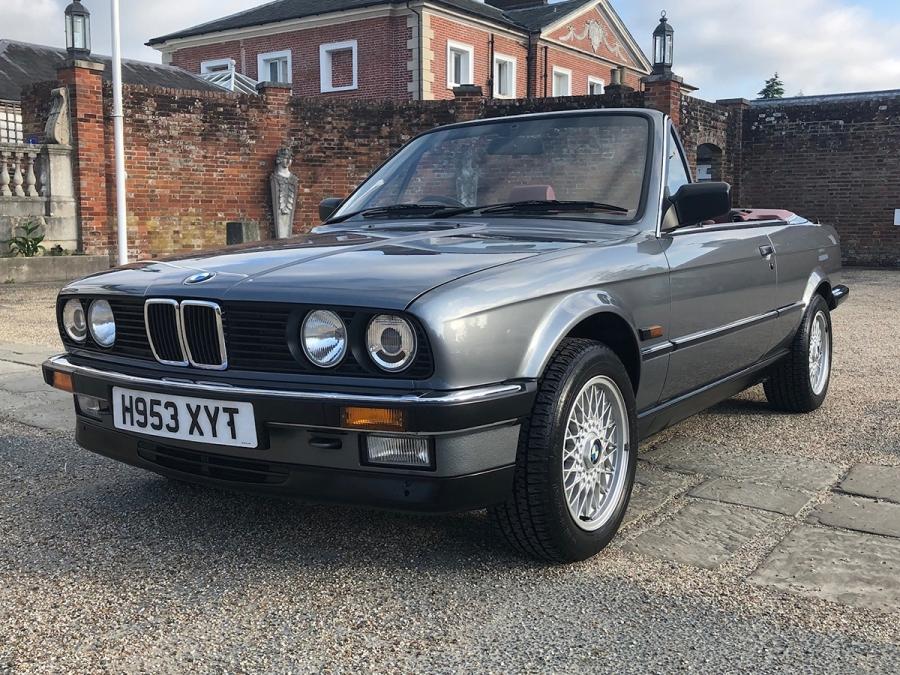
3,0,899,100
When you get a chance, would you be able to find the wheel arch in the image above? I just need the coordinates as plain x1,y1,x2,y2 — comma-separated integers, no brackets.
521,292,642,393
802,267,838,310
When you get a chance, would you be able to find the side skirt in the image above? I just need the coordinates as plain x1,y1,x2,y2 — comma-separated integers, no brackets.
637,350,789,440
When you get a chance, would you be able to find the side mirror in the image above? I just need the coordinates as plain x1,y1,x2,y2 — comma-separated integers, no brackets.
319,197,344,222
668,182,731,229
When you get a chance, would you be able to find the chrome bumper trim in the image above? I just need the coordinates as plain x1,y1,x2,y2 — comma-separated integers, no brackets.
44,355,526,405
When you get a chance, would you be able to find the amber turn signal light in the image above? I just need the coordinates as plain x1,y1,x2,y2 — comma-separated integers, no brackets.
341,406,407,432
51,371,74,393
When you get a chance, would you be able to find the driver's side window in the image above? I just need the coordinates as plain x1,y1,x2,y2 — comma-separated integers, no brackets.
666,130,691,196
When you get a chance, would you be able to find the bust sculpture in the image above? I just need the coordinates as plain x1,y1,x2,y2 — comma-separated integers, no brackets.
270,146,299,238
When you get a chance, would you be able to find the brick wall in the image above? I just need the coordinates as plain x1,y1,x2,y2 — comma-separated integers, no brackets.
22,63,900,266
740,94,900,266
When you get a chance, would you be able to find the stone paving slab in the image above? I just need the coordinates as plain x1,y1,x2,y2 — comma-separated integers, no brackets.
0,342,58,367
807,494,900,539
751,525,900,612
644,440,843,491
0,388,74,433
690,477,813,517
624,463,693,527
623,501,778,569
839,463,900,504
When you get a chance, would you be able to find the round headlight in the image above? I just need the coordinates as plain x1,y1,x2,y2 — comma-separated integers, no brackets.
88,299,116,347
62,299,87,343
302,310,347,368
366,315,417,372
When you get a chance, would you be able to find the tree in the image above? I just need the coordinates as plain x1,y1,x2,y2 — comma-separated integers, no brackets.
758,73,785,99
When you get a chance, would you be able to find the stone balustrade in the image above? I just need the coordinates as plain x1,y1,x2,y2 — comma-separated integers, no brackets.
0,145,43,199
0,142,77,251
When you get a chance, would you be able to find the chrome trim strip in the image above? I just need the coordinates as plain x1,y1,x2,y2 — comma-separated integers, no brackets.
44,355,526,405
640,341,674,361
643,305,799,360
671,310,779,350
144,299,189,367
776,301,805,316
179,300,228,371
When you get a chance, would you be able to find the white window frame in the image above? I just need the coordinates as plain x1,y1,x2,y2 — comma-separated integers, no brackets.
552,66,572,97
319,40,359,93
588,76,605,95
492,53,517,99
200,58,233,74
257,49,292,84
447,40,475,89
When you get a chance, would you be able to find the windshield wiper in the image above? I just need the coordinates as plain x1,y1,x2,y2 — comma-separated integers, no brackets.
438,200,630,217
326,203,455,224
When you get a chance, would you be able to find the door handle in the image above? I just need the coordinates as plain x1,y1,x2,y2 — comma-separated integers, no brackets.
759,245,774,257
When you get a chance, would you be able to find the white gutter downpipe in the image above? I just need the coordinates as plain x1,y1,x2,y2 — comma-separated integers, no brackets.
110,0,128,264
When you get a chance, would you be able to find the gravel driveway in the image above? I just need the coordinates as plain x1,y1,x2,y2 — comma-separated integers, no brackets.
0,269,898,673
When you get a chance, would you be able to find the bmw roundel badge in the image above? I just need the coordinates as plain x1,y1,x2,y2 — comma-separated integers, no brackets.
184,271,216,285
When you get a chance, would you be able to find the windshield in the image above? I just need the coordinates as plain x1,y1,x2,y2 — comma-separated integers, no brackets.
333,113,651,223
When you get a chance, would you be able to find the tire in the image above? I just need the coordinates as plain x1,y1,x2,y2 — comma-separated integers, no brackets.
764,294,833,413
489,338,638,563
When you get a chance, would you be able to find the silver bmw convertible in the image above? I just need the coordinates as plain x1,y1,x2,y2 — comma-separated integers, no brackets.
44,109,848,562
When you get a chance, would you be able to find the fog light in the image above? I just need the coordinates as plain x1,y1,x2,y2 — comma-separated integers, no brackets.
364,435,433,469
76,394,104,419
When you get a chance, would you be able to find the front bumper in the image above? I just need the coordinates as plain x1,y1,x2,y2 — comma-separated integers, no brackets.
43,355,535,513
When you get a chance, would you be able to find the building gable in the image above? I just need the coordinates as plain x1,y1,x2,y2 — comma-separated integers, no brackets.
542,2,650,73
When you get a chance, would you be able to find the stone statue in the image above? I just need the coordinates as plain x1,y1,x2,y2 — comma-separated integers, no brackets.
270,146,299,238
44,87,71,146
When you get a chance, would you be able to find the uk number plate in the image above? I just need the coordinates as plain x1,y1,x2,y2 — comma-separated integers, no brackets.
112,387,258,448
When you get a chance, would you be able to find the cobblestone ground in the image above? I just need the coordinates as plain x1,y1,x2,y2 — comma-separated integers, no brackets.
0,269,898,672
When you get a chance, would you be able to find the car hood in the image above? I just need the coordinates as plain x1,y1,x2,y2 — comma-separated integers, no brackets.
65,223,620,309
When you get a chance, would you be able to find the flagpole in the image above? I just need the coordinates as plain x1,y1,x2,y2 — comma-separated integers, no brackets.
110,0,128,264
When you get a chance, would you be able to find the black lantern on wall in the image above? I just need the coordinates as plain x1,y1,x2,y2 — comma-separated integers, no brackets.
65,0,92,59
652,11,674,75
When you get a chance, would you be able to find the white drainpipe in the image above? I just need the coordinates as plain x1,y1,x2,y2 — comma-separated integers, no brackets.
110,0,128,265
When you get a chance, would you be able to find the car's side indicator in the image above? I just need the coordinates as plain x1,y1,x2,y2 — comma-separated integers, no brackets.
639,326,665,341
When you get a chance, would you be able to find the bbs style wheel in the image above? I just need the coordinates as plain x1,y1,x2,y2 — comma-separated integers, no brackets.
490,338,637,563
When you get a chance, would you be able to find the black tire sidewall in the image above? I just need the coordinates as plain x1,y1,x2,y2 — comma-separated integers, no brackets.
799,295,833,406
542,344,638,561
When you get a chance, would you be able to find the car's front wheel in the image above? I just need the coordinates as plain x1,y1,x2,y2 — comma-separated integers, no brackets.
490,338,637,563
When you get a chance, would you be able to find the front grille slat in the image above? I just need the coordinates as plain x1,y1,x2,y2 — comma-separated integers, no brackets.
145,301,185,365
181,302,226,369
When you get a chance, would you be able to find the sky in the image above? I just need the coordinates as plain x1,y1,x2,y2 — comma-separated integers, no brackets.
4,0,900,100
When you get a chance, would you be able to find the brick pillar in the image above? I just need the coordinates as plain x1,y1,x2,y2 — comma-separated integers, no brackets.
717,98,751,206
641,73,698,130
453,85,484,122
57,59,108,255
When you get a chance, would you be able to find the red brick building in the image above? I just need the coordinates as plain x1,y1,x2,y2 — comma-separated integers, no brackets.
147,0,651,100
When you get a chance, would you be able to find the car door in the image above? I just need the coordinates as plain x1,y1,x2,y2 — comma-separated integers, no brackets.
659,128,779,401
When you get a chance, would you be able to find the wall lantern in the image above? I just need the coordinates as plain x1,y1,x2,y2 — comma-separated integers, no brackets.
652,11,674,75
65,0,92,59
